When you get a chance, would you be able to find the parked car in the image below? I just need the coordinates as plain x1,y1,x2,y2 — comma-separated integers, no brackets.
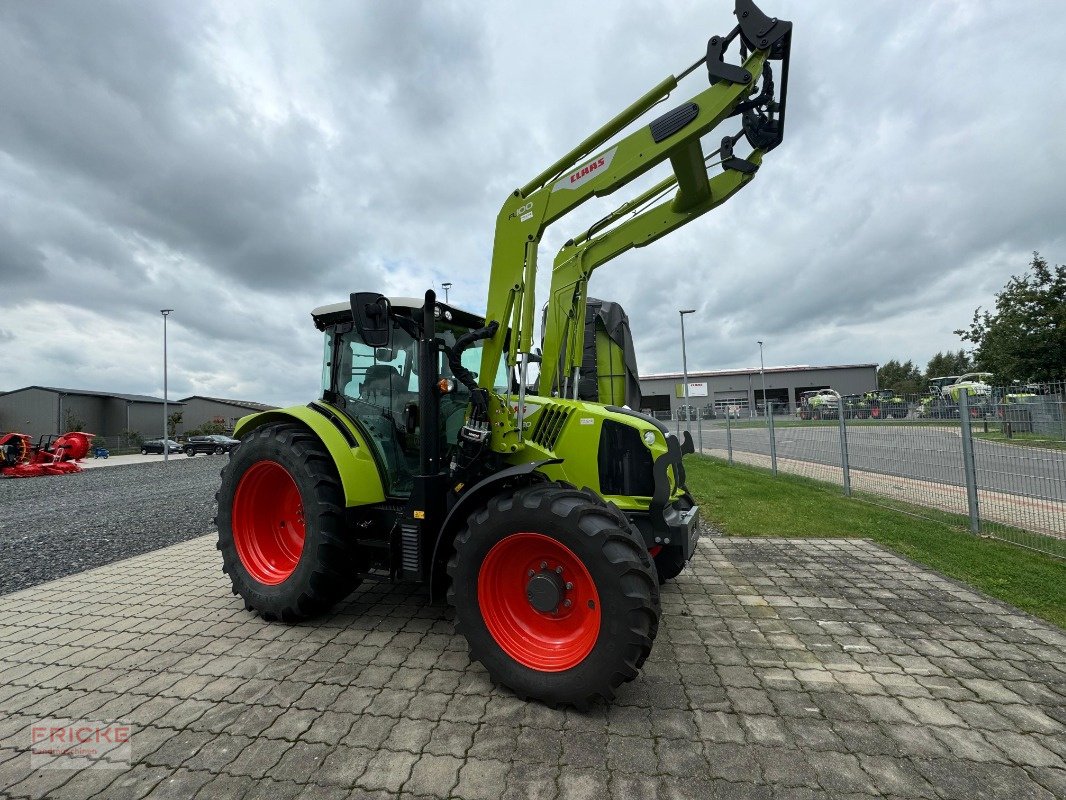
184,435,241,456
141,439,182,454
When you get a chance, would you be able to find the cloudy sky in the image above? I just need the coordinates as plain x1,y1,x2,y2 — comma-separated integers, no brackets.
2,1,1064,406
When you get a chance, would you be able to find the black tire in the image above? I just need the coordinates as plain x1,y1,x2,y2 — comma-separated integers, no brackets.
214,446,224,455
140,448,147,455
447,483,660,709
215,423,361,622
185,448,195,457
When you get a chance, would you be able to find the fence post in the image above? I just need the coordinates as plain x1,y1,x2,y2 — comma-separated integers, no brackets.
767,401,778,476
726,409,733,465
697,411,703,453
837,397,851,496
958,390,981,534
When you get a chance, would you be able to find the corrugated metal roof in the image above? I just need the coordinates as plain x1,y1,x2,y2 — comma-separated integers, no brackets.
641,364,878,381
178,395,278,412
2,386,182,404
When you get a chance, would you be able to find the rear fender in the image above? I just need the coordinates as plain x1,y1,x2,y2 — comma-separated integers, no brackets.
428,459,560,602
232,405,386,507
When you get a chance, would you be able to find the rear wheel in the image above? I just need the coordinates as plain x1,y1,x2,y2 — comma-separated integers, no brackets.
140,448,148,455
448,484,660,708
216,423,360,622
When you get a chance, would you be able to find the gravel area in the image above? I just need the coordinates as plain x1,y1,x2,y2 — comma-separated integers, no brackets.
0,457,222,595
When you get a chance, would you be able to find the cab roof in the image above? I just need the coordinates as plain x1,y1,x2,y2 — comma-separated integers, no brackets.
311,296,487,332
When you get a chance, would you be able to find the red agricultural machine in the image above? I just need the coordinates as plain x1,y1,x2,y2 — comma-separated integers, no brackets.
0,431,93,478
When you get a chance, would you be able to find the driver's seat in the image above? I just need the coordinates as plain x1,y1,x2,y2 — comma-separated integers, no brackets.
362,364,400,403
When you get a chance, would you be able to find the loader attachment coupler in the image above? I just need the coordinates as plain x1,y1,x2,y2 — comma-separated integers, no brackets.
706,0,792,153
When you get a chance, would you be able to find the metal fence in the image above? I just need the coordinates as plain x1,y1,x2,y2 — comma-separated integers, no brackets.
690,381,1066,559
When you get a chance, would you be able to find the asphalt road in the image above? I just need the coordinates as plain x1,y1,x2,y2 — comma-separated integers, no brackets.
689,421,1065,502
0,456,222,594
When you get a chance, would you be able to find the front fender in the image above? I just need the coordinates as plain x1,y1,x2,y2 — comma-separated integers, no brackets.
428,459,561,602
233,404,386,508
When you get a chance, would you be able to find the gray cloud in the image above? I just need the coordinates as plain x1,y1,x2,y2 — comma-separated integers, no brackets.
1,0,1064,407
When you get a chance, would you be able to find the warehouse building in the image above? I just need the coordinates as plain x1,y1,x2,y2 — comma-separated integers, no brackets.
178,396,277,432
638,363,878,417
0,386,184,440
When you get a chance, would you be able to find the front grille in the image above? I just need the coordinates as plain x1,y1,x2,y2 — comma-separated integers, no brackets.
530,403,572,451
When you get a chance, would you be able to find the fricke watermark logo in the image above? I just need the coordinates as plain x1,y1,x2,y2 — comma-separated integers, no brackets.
30,719,132,769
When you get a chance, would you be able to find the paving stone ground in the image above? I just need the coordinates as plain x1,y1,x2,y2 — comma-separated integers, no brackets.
0,536,1064,799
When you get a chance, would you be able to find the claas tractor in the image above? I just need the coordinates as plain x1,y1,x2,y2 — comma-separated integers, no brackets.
798,390,837,420
864,390,908,419
841,394,871,420
216,0,792,707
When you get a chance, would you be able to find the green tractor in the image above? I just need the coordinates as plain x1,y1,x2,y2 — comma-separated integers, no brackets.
864,389,908,419
841,394,871,420
215,0,792,707
798,390,837,420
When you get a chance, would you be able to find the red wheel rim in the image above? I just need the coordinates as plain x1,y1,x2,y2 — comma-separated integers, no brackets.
232,460,305,585
477,533,601,672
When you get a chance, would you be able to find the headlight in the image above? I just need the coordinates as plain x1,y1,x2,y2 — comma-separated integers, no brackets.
643,431,656,446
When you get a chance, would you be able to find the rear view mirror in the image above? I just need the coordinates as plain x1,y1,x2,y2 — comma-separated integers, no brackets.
351,292,392,349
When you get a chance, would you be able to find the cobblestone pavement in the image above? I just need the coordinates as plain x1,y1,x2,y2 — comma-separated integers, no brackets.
1,536,1063,799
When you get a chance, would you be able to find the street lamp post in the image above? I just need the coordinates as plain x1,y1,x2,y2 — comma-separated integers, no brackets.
758,340,768,418
441,282,452,303
161,309,173,463
679,309,696,449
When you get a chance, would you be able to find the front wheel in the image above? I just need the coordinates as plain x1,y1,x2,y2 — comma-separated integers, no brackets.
185,448,195,457
448,484,660,708
216,423,361,622
140,448,148,455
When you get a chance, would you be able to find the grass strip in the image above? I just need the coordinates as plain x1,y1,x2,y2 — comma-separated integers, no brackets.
684,454,1066,628
971,431,1066,451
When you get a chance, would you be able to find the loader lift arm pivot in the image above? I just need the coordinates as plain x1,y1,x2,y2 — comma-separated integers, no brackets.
478,0,791,447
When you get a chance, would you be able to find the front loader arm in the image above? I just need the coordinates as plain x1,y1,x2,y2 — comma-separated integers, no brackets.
541,151,764,397
476,0,791,451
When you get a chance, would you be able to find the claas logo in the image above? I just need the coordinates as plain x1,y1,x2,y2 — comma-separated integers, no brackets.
569,157,606,184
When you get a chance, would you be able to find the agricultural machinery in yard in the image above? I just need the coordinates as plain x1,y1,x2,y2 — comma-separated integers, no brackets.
926,373,993,418
0,431,93,477
841,394,871,419
216,0,793,707
798,390,838,420
864,389,908,419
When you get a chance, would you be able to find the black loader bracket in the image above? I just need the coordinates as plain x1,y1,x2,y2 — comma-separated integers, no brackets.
707,0,792,153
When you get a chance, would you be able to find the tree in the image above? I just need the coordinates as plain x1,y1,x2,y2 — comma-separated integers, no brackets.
956,252,1066,383
877,360,923,395
167,411,184,438
924,350,972,380
200,418,227,435
63,410,86,432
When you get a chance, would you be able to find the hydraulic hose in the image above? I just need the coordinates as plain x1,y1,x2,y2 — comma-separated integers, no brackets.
446,321,500,402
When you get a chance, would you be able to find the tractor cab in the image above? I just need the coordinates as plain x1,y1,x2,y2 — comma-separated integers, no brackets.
312,297,509,497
